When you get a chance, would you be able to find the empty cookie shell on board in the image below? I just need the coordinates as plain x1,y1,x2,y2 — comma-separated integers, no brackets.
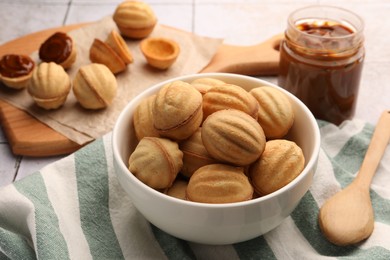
89,38,127,74
105,30,134,64
140,37,180,69
73,63,117,109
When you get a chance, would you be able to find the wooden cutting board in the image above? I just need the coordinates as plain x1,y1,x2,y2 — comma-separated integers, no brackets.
0,23,282,157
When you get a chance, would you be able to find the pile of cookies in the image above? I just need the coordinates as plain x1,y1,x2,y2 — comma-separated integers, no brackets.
128,77,305,204
0,0,180,110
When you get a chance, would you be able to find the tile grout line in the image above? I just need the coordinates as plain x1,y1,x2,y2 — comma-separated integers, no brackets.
62,0,73,25
191,0,195,33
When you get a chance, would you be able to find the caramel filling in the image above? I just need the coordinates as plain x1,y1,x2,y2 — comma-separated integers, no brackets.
0,54,35,78
39,32,72,63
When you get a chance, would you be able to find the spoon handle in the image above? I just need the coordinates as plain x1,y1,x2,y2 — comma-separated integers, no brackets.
356,111,390,187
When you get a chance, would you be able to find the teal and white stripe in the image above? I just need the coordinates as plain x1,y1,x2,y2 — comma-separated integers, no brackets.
0,119,390,259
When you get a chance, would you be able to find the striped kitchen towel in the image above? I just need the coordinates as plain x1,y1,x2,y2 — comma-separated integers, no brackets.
0,119,389,260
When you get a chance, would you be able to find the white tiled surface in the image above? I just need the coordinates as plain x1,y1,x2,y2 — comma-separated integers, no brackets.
1,0,389,187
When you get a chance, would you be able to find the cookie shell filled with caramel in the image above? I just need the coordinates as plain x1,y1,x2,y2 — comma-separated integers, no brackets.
201,109,266,166
129,137,183,189
39,32,77,69
113,0,157,39
73,63,117,109
28,62,70,109
0,54,35,89
202,83,259,120
186,164,253,204
249,139,305,196
153,80,203,141
250,86,294,139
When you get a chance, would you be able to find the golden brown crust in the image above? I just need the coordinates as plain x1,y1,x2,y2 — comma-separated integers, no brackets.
140,37,180,69
89,38,127,74
133,95,160,140
165,179,188,200
201,109,266,166
153,80,203,140
28,62,70,109
249,139,305,195
202,83,259,120
179,128,218,178
250,86,294,139
186,164,253,203
113,1,157,39
129,137,183,189
190,77,225,96
105,30,133,64
73,63,117,109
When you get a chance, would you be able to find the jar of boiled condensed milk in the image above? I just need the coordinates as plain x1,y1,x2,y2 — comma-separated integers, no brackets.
278,6,365,125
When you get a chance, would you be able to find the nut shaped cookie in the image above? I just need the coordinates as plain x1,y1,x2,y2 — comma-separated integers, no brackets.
186,164,253,203
250,86,294,139
113,1,157,39
28,62,70,109
202,83,259,120
129,137,183,189
153,80,203,140
179,128,218,178
165,179,188,200
133,95,160,140
190,77,225,96
249,139,305,196
202,109,266,166
73,63,117,109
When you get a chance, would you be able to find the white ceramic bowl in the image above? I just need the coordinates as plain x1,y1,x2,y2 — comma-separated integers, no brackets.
112,73,320,245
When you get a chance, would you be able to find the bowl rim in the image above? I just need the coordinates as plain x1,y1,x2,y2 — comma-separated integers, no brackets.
112,72,321,209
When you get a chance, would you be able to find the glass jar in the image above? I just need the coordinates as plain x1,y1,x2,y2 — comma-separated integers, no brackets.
278,6,365,125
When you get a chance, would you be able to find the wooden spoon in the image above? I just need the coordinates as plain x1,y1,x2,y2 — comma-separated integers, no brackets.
318,110,390,246
200,33,283,75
